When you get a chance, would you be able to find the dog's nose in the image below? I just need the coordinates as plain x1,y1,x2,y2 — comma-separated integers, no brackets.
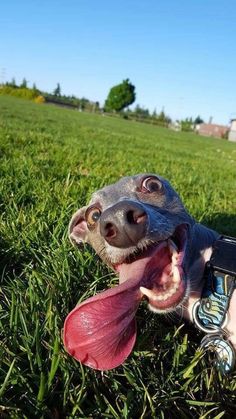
100,201,147,248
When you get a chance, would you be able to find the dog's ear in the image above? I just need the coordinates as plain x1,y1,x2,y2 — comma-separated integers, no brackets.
69,206,89,245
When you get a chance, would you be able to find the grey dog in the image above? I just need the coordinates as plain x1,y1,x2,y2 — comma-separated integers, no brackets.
69,174,236,353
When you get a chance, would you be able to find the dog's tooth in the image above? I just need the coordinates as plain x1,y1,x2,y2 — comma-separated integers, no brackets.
140,280,180,302
172,266,181,283
172,254,179,266
154,293,167,301
140,287,156,300
140,287,176,302
168,239,178,253
168,239,179,266
140,287,166,301
173,283,178,291
163,292,171,300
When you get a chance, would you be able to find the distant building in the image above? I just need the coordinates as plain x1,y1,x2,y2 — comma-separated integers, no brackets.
169,121,181,131
196,123,229,139
229,119,236,142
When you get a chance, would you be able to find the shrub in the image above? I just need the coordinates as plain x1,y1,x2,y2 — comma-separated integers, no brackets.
0,86,39,100
34,95,45,104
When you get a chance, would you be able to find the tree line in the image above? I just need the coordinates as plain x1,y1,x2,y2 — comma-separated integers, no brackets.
0,77,204,129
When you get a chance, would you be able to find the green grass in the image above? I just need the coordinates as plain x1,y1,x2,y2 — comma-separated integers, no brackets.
0,95,236,418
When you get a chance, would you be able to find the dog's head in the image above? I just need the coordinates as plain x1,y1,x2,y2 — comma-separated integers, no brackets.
65,174,218,370
69,174,194,313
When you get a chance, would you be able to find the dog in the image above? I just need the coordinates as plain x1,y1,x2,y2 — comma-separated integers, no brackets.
64,174,236,370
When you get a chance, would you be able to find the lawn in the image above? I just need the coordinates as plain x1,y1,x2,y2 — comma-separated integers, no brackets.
0,95,236,418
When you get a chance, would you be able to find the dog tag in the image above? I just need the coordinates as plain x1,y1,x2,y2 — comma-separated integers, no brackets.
200,334,235,374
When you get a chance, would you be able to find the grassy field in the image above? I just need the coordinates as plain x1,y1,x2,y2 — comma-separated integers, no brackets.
0,95,236,418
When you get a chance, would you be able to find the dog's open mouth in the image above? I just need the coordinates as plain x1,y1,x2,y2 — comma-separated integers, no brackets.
114,223,188,312
63,224,189,370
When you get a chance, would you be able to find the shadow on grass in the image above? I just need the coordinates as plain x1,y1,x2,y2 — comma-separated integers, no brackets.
202,212,236,237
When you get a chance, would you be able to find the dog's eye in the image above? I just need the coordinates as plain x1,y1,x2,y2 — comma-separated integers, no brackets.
141,176,162,193
86,207,101,227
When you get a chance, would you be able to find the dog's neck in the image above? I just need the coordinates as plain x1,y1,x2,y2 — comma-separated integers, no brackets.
182,222,218,321
182,248,213,322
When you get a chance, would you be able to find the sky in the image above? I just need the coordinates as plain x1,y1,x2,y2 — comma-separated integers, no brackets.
1,0,236,124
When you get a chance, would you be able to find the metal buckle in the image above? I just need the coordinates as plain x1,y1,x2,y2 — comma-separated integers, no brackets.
200,334,235,374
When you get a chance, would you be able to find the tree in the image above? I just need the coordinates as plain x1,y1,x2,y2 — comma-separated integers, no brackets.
11,77,16,87
105,79,136,112
155,108,172,126
32,82,37,91
80,97,89,111
134,104,149,118
53,83,61,97
181,117,194,132
194,115,204,124
21,78,27,88
152,108,157,118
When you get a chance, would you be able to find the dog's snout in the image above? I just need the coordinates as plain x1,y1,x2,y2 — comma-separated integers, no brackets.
100,201,147,248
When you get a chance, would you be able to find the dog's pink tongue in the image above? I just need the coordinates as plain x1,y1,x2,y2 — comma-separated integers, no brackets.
63,277,141,370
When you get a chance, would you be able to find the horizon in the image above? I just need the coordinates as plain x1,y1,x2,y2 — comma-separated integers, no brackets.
1,0,236,125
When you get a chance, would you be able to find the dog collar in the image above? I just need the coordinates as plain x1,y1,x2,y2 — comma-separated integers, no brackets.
192,235,236,373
